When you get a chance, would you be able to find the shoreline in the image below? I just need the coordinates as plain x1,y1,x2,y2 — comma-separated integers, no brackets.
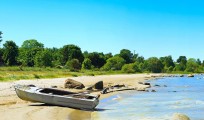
0,73,164,120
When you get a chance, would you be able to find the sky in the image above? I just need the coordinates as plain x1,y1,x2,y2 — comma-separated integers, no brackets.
1,0,204,60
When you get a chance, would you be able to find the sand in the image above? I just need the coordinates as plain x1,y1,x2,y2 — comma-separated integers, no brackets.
0,73,162,120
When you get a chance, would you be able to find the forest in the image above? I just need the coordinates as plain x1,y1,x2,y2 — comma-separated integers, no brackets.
0,31,203,74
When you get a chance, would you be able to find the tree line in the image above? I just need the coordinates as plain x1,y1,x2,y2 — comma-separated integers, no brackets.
0,32,203,73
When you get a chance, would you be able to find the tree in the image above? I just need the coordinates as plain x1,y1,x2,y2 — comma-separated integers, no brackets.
66,59,81,71
119,49,133,63
60,44,84,65
145,57,163,73
196,58,201,65
104,53,113,60
202,60,204,66
48,47,61,67
87,52,106,68
3,41,19,65
102,56,125,70
0,48,3,65
176,56,187,71
0,31,3,44
185,58,199,72
122,63,140,73
0,31,3,65
34,49,52,67
82,58,92,70
21,39,44,49
160,56,175,72
18,39,44,66
136,56,145,63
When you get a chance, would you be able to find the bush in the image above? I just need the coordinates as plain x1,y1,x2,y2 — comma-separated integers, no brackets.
82,58,92,70
66,59,81,72
122,63,140,73
102,56,125,71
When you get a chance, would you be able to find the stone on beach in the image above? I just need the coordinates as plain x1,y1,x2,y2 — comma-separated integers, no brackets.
187,74,194,77
64,78,85,89
93,81,104,90
136,84,150,91
172,113,190,120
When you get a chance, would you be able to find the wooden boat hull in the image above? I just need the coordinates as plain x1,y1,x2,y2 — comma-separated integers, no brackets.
14,85,99,109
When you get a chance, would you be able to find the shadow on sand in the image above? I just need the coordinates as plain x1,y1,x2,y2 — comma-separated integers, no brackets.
29,103,111,112
29,103,111,120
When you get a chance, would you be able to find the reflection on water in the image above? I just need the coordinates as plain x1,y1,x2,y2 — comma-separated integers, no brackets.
93,75,204,120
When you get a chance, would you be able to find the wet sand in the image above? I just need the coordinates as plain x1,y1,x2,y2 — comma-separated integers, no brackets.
0,74,162,120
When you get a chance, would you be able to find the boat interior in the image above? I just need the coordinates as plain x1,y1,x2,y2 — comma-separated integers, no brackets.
39,88,96,99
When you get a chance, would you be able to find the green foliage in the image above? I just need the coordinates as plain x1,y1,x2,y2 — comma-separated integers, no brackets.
122,63,140,73
18,39,44,66
3,41,19,66
21,39,44,49
185,58,199,72
145,57,163,73
66,59,81,71
196,58,201,65
0,31,2,43
176,56,187,71
48,47,61,67
34,49,52,67
0,33,204,74
0,48,4,65
60,44,84,65
82,58,92,69
104,53,113,60
119,49,133,63
160,56,175,72
135,56,144,63
102,56,125,71
87,52,106,68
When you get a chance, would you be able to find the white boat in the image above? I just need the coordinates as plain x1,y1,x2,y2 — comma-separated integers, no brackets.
14,84,100,110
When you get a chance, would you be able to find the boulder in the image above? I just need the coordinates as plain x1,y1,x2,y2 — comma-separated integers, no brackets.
86,86,93,90
138,82,143,84
171,113,190,120
137,87,146,91
64,79,85,89
113,84,125,88
154,84,161,87
180,74,184,77
188,74,194,77
151,89,156,92
143,82,151,85
101,87,109,94
94,81,104,90
51,85,57,88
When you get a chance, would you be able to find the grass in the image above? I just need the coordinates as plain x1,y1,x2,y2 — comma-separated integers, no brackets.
0,66,72,81
0,66,123,82
0,66,198,82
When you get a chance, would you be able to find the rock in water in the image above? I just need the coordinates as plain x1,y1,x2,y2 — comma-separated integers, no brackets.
64,79,85,89
172,113,190,120
187,74,194,77
94,81,103,90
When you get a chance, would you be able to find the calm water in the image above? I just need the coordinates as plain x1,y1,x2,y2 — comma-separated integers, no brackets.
94,75,204,120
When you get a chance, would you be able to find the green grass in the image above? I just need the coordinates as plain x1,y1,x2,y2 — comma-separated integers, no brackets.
1,66,199,82
0,66,123,82
0,67,72,81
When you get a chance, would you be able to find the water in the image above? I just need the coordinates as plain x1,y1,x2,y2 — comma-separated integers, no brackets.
94,75,204,120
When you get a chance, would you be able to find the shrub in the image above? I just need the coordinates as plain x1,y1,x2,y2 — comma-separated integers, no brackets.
66,59,81,72
122,63,140,73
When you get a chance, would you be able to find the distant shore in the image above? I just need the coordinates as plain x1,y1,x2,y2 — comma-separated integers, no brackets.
0,73,164,120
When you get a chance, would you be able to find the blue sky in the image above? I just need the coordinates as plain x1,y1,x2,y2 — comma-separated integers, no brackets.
1,0,204,60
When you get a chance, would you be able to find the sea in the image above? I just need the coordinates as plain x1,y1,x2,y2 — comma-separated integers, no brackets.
93,75,204,120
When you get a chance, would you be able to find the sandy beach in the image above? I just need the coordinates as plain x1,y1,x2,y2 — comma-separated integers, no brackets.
0,74,161,120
